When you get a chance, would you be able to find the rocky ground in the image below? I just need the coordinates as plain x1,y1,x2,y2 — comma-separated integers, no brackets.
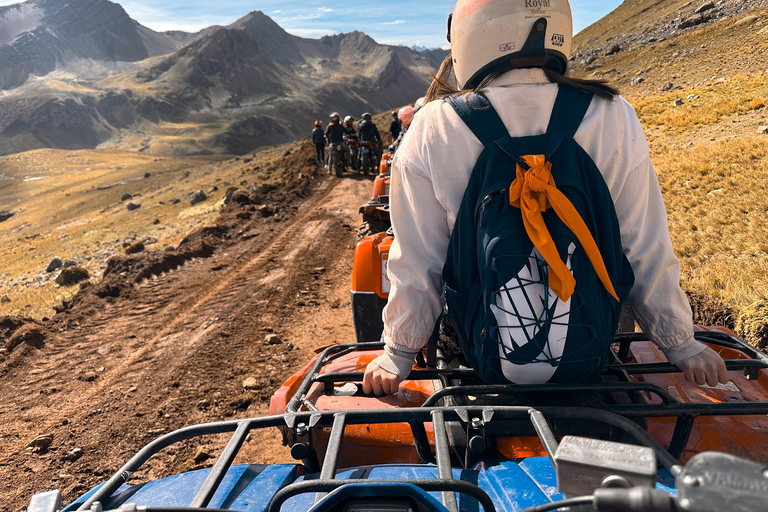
571,0,768,69
0,143,372,510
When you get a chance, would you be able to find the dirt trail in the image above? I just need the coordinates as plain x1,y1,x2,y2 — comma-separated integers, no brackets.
0,172,371,510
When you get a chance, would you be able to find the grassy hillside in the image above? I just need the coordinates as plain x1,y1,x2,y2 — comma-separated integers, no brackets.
574,4,768,345
0,142,308,319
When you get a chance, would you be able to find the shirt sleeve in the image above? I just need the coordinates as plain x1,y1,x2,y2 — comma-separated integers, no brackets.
613,156,705,363
380,156,451,371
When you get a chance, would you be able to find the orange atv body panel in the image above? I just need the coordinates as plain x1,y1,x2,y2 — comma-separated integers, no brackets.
371,174,390,200
271,329,768,467
630,326,768,463
350,232,392,342
380,153,393,174
351,232,392,298
270,349,436,468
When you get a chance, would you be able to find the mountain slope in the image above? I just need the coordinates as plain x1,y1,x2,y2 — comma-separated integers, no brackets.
0,7,447,156
0,0,182,89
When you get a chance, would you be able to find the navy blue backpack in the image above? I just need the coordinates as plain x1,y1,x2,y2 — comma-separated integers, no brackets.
442,86,635,385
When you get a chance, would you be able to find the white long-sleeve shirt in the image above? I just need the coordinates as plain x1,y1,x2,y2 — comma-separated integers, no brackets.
376,68,705,378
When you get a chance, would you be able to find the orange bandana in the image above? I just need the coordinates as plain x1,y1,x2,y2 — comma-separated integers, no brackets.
509,154,619,302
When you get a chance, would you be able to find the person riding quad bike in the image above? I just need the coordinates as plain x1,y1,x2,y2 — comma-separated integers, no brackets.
344,115,359,171
358,112,383,171
389,110,402,142
325,112,347,176
312,120,325,164
362,0,728,396
392,106,414,153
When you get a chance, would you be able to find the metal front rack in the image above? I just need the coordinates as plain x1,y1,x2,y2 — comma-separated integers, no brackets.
287,331,768,460
65,330,768,512
74,405,681,512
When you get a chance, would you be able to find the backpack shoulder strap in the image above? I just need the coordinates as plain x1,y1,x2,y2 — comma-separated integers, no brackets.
546,86,594,138
445,92,509,147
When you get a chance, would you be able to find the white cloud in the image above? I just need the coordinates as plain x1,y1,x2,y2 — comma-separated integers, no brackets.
317,7,333,13
286,27,338,38
383,20,406,25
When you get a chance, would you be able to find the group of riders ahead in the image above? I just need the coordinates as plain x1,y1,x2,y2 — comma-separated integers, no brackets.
311,107,416,177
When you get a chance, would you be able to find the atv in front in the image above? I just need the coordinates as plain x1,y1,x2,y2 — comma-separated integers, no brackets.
28,328,768,512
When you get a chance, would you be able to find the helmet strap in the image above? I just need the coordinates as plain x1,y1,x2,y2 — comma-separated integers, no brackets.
517,18,549,62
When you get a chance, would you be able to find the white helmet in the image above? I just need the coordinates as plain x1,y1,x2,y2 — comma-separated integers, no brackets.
449,0,573,89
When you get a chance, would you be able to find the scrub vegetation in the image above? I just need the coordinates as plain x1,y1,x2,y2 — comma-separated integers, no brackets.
574,7,768,345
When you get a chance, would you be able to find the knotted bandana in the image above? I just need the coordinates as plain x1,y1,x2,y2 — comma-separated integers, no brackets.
509,154,619,302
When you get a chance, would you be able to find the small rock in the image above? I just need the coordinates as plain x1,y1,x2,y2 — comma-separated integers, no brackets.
153,219,160,225
121,192,133,201
63,447,84,462
605,43,621,56
0,210,14,223
757,126,768,135
265,334,282,345
695,2,715,14
126,202,141,211
63,258,78,268
679,14,710,30
687,94,697,100
171,198,181,205
125,241,145,255
735,15,758,27
224,187,239,204
283,149,292,157
46,257,63,273
144,172,151,179
189,190,207,206
660,82,674,92
79,371,98,382
197,399,211,409
242,377,259,390
674,99,684,106
1,295,10,304
27,434,53,453
257,205,274,217
56,267,89,286
194,446,211,463
243,157,253,164
632,76,644,85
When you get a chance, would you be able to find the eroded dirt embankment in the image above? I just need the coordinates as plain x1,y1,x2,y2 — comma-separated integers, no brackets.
0,142,370,510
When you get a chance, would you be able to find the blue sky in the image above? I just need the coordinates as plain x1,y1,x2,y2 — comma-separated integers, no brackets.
1,0,623,48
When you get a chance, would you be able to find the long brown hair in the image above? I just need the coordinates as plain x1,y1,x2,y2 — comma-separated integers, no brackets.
425,54,618,103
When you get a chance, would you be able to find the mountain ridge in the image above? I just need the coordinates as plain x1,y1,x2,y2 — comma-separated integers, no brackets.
0,2,447,156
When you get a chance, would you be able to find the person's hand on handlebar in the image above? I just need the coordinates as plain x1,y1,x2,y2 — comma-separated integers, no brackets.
674,345,729,387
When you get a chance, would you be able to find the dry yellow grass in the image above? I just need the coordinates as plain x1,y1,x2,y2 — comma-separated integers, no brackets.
634,74,767,132
653,136,768,307
571,5,768,341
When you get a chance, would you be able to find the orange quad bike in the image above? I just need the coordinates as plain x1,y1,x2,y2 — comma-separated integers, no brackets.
349,230,392,342
380,151,393,175
271,328,768,471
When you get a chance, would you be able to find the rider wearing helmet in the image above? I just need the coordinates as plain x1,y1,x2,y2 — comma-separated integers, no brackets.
358,112,383,166
392,106,414,153
362,0,728,396
343,115,359,170
311,120,325,164
325,112,346,172
389,110,402,142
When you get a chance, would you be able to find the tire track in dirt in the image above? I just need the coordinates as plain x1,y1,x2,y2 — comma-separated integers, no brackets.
0,174,373,510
